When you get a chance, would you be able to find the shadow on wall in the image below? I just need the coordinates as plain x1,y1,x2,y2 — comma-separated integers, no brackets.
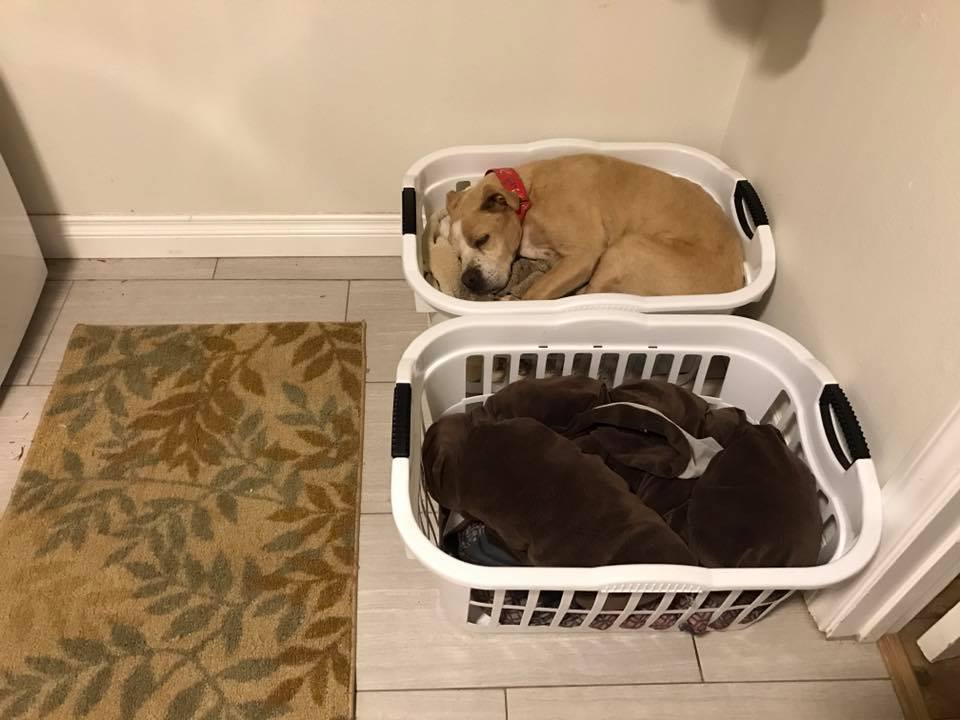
703,0,824,75
735,272,775,321
0,73,59,216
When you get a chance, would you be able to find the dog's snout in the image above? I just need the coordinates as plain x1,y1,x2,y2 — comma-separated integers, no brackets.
461,267,485,293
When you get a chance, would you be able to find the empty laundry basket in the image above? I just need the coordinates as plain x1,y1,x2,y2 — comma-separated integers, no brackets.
390,311,881,633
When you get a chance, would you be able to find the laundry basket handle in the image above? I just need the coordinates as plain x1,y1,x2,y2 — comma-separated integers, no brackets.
734,180,769,239
392,383,412,458
402,187,417,236
819,384,870,470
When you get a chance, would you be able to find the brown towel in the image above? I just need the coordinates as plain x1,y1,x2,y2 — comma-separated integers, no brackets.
610,381,714,436
422,413,696,567
687,423,822,568
567,382,749,531
611,381,750,445
481,375,611,431
424,375,822,570
564,400,712,532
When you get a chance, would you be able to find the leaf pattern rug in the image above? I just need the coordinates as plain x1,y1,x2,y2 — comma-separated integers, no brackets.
0,322,364,720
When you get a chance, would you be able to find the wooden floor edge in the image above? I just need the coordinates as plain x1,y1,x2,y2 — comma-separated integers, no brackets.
879,633,932,720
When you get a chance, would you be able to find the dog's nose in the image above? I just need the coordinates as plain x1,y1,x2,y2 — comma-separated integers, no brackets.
461,267,485,293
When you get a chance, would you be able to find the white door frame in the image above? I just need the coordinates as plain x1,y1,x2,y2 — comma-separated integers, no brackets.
807,399,960,642
918,597,960,662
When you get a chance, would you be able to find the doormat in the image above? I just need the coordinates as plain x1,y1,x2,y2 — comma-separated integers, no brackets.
0,322,364,720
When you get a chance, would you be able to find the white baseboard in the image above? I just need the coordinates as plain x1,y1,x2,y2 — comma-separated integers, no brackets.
29,214,402,258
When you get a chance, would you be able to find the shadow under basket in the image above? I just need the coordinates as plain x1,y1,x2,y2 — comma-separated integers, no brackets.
390,311,882,633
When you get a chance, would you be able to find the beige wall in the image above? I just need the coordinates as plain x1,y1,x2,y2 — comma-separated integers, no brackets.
722,0,960,484
4,1,957,484
0,0,763,215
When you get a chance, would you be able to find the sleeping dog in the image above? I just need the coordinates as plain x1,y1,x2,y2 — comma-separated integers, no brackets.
445,154,745,300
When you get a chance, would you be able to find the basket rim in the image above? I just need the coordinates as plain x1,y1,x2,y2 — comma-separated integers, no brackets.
392,461,881,592
401,229,776,316
395,310,814,383
402,138,738,185
390,312,883,594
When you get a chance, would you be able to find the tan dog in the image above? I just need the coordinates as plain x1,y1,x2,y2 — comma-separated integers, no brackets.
422,207,552,301
445,154,744,299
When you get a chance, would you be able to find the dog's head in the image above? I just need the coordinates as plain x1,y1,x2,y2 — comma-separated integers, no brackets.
445,176,523,294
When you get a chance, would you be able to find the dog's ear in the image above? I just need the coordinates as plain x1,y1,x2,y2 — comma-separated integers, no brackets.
480,185,520,213
446,190,465,214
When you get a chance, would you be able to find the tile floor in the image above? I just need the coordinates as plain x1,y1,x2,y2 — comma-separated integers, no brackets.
1,257,902,719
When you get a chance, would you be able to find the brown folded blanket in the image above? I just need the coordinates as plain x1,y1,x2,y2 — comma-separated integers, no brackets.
423,376,823,569
422,413,696,567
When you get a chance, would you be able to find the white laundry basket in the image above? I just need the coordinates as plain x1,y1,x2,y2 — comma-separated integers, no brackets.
390,312,881,633
401,139,775,319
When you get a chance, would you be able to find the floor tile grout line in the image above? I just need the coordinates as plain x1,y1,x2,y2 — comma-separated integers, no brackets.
503,687,509,720
26,280,74,386
356,677,895,694
56,277,380,282
345,280,352,322
213,277,403,282
692,635,705,682
212,257,220,279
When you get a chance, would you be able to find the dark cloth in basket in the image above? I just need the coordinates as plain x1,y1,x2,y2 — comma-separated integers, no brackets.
566,384,749,538
687,422,821,568
423,376,822,569
482,374,611,431
423,413,697,567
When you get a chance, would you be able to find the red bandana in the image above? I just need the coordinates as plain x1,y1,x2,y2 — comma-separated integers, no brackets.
485,167,531,223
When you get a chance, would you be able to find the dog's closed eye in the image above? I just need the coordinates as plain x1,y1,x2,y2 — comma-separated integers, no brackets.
473,235,489,249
